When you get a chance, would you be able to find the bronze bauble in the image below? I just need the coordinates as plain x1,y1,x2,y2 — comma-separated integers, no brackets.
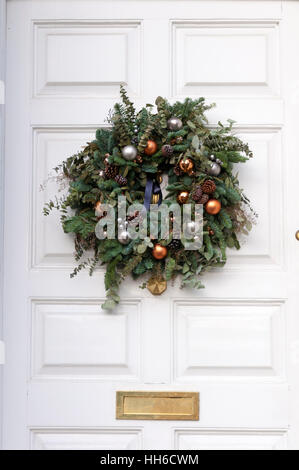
152,244,168,260
205,199,221,215
144,140,158,155
95,201,103,217
177,190,189,204
179,158,194,173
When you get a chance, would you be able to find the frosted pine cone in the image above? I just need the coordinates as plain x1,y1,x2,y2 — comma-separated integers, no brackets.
168,239,182,251
161,144,174,157
114,174,127,186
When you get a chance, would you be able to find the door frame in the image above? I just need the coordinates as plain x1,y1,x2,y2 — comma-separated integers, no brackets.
0,0,6,451
3,0,298,450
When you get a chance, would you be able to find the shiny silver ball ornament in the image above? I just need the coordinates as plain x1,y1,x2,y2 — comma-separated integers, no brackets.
216,158,222,165
118,230,131,245
208,162,221,176
167,117,183,131
122,145,137,161
185,221,201,237
209,154,216,161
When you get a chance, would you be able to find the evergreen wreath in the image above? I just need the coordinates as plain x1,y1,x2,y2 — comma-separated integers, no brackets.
44,86,257,310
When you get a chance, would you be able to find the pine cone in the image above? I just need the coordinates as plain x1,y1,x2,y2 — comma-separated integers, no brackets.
202,179,216,194
114,174,127,186
168,239,182,251
132,136,139,146
174,163,183,176
198,193,209,205
135,155,143,164
192,185,203,202
104,164,118,180
161,144,174,157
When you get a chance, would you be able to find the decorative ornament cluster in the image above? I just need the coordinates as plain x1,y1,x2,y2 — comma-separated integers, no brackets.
44,86,256,310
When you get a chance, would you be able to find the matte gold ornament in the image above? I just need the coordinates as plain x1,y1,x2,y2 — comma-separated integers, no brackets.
144,140,158,155
152,243,168,259
205,199,221,215
179,158,194,173
147,276,167,295
177,190,189,204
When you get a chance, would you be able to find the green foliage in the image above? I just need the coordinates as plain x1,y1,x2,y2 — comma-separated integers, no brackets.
43,87,256,307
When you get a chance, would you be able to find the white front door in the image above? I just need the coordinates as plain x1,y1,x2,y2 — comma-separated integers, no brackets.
3,0,299,450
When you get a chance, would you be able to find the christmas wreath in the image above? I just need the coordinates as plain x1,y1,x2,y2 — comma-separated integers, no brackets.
44,86,256,310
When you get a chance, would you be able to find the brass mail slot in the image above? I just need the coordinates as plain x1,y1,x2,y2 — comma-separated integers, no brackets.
116,391,199,421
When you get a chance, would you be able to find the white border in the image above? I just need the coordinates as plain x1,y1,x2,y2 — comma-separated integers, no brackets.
0,0,5,451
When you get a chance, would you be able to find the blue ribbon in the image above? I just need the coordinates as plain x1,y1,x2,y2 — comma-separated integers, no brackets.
144,175,162,211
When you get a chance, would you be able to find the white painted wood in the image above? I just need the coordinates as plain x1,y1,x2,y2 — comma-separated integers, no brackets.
3,0,299,450
174,428,288,450
0,0,6,450
31,428,142,450
0,341,4,365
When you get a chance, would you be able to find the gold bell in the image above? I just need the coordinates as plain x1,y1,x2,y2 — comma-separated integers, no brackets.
152,193,160,204
147,276,167,295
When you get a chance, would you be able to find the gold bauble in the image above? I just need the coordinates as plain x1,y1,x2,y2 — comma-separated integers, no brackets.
152,243,168,260
147,276,167,295
179,158,194,173
144,140,158,155
151,193,160,204
177,190,189,204
205,199,221,215
156,173,163,184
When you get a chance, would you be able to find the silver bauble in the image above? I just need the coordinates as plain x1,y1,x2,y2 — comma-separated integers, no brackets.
118,230,131,245
208,162,221,176
122,145,137,161
216,158,222,165
209,154,216,161
185,221,201,237
167,117,183,131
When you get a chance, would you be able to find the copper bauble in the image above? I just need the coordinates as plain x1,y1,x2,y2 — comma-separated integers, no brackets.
205,199,221,215
144,140,158,155
179,158,194,173
95,201,103,217
177,190,189,204
152,243,168,260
